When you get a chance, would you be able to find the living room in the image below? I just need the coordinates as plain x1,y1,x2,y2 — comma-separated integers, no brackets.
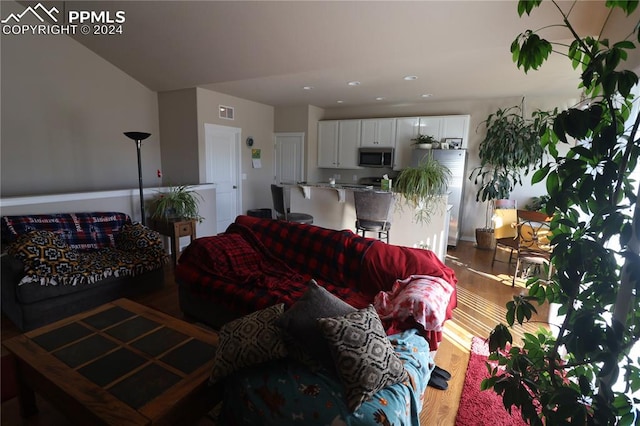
2,1,640,424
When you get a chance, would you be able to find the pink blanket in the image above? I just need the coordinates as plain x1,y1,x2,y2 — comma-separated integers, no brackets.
362,242,458,350
374,275,455,350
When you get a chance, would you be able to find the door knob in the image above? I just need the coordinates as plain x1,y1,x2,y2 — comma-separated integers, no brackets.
233,185,237,189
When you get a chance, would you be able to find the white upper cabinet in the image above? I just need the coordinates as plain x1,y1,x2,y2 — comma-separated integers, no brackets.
360,119,397,147
318,119,361,169
440,115,470,147
337,120,361,168
394,117,420,170
418,116,443,140
319,115,469,170
318,120,339,168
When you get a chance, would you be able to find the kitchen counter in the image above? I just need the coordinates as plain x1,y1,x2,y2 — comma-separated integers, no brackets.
293,182,384,202
297,182,377,190
288,184,450,261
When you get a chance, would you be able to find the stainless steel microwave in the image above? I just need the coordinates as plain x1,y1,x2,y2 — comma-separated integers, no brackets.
358,147,394,168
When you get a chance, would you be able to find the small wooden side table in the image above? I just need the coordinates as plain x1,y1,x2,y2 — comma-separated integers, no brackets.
150,219,197,265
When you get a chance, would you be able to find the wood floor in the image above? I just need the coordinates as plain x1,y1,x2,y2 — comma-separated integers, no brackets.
1,240,550,425
421,241,549,425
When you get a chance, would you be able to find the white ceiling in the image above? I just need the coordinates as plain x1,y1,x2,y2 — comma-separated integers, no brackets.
66,1,621,109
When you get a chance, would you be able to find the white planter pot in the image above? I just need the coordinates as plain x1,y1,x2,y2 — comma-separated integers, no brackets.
415,143,432,149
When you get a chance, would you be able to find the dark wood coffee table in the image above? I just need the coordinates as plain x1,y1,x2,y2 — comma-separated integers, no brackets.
3,298,221,425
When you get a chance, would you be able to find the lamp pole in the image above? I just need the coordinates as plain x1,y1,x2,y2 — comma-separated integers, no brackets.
124,132,151,225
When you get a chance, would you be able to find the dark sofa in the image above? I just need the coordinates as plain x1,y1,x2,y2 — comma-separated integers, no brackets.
1,212,167,331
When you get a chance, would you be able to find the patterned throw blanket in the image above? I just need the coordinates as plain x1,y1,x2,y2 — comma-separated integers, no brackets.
2,213,168,286
374,274,455,340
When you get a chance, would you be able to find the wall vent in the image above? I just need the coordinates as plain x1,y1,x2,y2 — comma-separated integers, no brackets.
219,105,234,120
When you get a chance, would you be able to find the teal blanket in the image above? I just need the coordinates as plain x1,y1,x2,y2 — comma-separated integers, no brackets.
219,329,432,425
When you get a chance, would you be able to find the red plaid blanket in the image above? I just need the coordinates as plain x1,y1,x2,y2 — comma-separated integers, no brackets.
177,216,457,350
176,222,372,316
235,215,374,289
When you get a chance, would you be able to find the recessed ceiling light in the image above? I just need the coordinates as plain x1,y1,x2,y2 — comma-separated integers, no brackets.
347,81,361,86
337,100,344,104
302,86,313,90
404,75,418,81
421,93,433,98
375,97,385,101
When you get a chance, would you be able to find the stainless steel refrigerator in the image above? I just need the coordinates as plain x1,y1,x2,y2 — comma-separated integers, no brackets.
411,149,468,247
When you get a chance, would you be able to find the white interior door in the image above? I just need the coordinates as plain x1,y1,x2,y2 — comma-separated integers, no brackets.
204,123,241,234
275,132,304,184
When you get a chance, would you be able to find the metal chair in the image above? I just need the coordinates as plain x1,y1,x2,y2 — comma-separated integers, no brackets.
354,190,394,243
492,199,518,266
512,209,553,286
270,184,314,224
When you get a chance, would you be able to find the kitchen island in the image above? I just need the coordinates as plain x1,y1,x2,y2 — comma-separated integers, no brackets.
289,183,451,261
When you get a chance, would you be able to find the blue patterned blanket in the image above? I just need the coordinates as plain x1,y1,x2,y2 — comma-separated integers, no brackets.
219,329,432,426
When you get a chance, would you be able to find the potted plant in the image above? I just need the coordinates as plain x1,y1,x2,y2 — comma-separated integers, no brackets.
393,151,451,224
411,134,438,149
149,185,203,223
468,101,549,249
484,1,640,424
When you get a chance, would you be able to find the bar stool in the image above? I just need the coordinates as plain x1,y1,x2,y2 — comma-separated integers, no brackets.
354,190,394,243
270,184,314,224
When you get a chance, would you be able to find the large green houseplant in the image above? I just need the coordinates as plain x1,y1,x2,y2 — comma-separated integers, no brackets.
468,101,549,248
393,151,451,224
484,1,640,425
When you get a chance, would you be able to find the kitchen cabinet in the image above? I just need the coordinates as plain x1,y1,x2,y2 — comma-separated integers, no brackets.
318,121,339,168
395,116,442,170
319,115,469,170
318,119,361,169
394,115,469,169
417,116,443,140
360,119,396,147
440,115,470,146
338,120,361,168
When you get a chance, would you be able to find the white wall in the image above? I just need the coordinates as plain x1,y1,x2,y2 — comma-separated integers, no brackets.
307,105,325,183
1,0,161,197
196,88,275,213
158,89,200,185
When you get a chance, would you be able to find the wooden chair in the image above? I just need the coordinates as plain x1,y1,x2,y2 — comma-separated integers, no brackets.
491,199,518,266
270,184,314,224
512,209,553,286
354,190,394,243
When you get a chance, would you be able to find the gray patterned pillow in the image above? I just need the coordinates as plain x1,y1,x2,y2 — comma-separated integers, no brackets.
317,305,408,412
209,303,287,384
277,279,356,367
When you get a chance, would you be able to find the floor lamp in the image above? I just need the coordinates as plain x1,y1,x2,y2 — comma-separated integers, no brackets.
124,132,151,225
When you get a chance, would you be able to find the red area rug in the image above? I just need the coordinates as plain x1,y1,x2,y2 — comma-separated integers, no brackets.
454,337,527,426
